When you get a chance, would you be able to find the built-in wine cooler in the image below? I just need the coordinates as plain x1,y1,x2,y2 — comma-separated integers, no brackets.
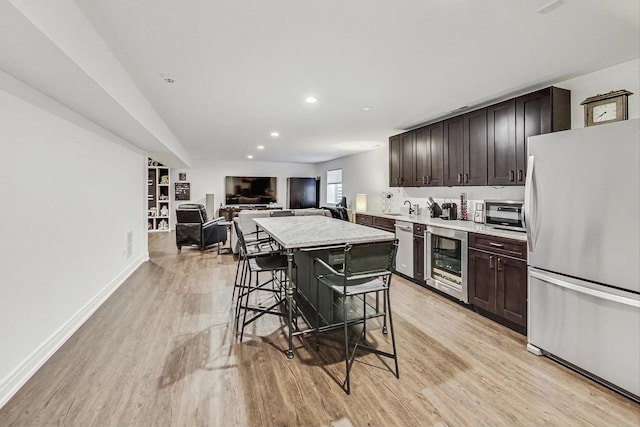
425,226,468,303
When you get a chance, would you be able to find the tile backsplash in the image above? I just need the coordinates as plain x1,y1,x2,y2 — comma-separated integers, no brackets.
371,185,525,221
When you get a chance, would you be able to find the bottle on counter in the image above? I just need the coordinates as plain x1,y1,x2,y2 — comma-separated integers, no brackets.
460,193,468,220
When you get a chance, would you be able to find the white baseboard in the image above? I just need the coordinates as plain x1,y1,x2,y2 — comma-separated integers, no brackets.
0,253,148,409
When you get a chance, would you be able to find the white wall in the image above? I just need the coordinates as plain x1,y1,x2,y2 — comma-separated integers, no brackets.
316,146,389,210
558,58,640,129
170,159,318,225
9,0,192,167
316,146,525,217
0,76,148,407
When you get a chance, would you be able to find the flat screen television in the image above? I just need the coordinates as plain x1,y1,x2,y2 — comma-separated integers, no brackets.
225,176,277,205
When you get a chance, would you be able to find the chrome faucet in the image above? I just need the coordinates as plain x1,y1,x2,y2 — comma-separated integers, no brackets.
404,200,415,215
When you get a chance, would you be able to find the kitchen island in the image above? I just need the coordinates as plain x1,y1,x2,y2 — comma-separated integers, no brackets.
253,215,395,358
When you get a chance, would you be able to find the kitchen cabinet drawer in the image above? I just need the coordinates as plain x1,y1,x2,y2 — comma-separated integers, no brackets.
355,214,394,233
355,213,373,226
469,233,526,260
373,216,395,232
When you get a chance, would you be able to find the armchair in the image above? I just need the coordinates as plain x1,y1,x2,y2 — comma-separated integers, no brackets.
175,204,227,252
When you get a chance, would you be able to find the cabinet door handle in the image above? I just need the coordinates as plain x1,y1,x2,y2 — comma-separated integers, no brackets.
423,176,427,185
497,257,502,271
464,173,469,183
518,169,523,182
458,173,462,184
509,170,515,182
427,175,431,184
489,242,504,248
489,255,494,269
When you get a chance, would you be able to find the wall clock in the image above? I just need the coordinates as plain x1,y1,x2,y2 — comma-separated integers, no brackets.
581,89,633,127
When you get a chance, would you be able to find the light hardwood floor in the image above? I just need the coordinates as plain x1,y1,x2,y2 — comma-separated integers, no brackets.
1,231,638,426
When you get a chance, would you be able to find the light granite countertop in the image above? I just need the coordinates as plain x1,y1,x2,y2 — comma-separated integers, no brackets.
359,211,527,242
254,216,395,250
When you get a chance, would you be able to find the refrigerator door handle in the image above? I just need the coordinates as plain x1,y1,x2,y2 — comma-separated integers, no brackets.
530,270,640,308
524,155,535,252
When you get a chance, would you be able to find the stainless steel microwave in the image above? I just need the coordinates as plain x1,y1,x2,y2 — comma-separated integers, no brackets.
484,200,525,232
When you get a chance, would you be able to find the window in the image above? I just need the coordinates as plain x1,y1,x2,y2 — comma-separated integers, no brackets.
326,168,343,204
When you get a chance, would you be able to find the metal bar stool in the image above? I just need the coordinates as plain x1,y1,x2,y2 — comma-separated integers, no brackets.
232,220,279,304
313,239,399,394
234,220,296,342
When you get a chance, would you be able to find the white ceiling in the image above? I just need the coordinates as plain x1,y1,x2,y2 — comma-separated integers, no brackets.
2,0,639,166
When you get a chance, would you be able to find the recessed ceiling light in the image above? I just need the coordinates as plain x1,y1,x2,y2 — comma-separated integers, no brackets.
257,145,264,150
247,155,253,159
305,97,318,104
270,131,279,137
363,106,372,111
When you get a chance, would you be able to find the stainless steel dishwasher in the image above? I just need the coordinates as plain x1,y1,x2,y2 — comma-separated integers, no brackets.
394,220,413,277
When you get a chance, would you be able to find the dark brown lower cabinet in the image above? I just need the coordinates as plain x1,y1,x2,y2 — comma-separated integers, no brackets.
355,213,373,227
373,216,395,232
468,233,527,334
355,213,395,233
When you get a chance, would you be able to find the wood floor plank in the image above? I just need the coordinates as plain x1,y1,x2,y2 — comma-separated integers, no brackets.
0,231,638,426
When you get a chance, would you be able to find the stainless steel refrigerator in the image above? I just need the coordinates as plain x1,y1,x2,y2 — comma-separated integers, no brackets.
525,118,639,401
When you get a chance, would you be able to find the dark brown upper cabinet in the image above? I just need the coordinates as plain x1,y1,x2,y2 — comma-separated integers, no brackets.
488,87,571,186
390,86,570,188
487,99,517,186
515,87,571,183
443,108,488,186
443,115,464,186
389,135,401,187
389,132,414,187
413,122,444,186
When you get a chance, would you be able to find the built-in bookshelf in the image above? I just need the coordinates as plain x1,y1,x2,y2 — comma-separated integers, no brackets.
147,159,170,232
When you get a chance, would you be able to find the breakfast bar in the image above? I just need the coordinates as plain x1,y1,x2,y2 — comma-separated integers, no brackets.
253,215,395,358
